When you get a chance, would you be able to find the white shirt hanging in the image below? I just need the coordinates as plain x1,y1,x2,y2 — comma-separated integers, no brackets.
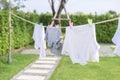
62,24,100,65
33,24,46,58
112,18,120,56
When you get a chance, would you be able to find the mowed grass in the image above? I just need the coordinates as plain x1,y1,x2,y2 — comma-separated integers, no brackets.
0,54,38,80
49,56,120,80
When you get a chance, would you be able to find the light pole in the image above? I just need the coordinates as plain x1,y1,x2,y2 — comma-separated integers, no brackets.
8,0,12,63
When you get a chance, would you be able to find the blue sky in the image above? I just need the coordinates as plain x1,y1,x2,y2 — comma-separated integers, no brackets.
20,0,120,14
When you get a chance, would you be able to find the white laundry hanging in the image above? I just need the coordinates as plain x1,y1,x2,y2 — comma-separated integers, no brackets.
112,18,120,56
33,24,46,58
62,24,100,65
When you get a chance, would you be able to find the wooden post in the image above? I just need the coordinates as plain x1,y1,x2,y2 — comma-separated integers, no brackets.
8,0,12,63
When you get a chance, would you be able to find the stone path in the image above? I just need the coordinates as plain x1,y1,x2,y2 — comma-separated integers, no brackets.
99,44,115,57
11,50,61,80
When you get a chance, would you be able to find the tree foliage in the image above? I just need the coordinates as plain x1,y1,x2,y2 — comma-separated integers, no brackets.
0,0,9,10
0,0,26,10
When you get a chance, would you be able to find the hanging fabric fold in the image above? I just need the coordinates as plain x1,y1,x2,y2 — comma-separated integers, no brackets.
33,24,46,58
112,17,120,56
45,27,63,55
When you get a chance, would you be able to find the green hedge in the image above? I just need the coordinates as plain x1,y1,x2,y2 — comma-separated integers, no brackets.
12,11,38,48
0,11,9,56
95,14,118,43
0,11,119,56
0,11,40,56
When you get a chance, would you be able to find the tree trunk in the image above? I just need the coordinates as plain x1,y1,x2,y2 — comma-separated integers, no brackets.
48,0,67,26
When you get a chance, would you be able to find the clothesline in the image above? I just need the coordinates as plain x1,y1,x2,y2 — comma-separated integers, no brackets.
95,17,119,24
11,12,119,28
11,12,35,25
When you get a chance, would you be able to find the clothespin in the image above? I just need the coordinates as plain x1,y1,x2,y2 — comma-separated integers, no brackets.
39,22,43,27
88,18,92,26
69,21,73,29
34,23,38,26
48,25,50,28
48,24,52,28
48,21,54,28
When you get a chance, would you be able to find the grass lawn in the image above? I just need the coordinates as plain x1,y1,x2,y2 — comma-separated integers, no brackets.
0,54,38,80
49,56,120,80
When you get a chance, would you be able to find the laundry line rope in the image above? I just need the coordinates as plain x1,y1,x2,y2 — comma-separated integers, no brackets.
11,12,65,28
95,17,119,24
11,12,119,28
11,12,35,25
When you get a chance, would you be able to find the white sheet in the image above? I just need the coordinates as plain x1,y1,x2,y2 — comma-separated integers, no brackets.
62,24,100,65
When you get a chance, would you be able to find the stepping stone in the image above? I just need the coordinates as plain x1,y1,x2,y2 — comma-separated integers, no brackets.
35,60,56,64
16,74,45,80
39,57,59,61
24,69,50,75
31,64,54,69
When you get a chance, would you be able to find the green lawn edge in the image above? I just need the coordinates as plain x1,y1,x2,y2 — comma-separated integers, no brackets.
0,54,38,80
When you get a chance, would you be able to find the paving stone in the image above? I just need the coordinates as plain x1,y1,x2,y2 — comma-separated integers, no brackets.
39,57,59,61
31,64,54,69
24,69,50,74
35,60,56,64
16,74,45,80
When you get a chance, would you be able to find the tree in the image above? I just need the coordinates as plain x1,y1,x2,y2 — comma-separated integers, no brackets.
0,0,9,10
0,0,26,10
108,10,117,15
48,0,68,25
